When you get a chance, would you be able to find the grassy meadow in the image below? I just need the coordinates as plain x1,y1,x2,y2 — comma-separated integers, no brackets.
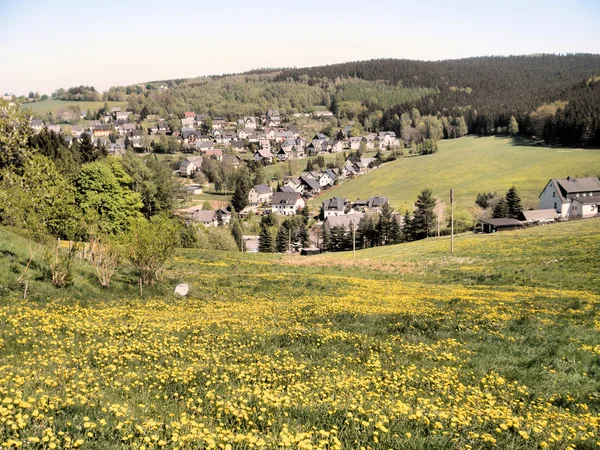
22,99,129,116
317,137,600,210
1,218,600,449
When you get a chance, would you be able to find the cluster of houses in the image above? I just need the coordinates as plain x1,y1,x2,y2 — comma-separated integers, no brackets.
480,176,600,233
29,107,149,156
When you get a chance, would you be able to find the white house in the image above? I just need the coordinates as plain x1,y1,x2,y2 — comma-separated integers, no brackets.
179,156,203,177
248,184,273,205
271,192,305,216
539,176,600,218
322,197,348,218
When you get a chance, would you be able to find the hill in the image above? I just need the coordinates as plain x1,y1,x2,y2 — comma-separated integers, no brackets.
314,136,600,210
1,219,600,448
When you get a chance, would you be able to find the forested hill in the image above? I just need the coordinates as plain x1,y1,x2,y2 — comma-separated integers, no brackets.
113,54,600,146
275,54,600,135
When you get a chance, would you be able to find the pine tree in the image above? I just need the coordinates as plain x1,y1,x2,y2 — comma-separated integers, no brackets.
230,216,244,251
402,210,413,242
389,215,402,244
258,224,274,253
276,224,289,253
321,224,331,251
231,179,249,213
411,189,437,240
505,186,522,219
492,198,509,218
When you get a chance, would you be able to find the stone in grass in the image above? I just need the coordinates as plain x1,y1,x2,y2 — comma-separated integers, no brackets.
174,284,189,296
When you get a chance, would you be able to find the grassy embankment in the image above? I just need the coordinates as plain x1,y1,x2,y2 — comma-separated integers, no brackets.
22,99,129,116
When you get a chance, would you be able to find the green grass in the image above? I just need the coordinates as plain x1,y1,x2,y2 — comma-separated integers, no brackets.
317,136,600,210
1,221,600,449
22,99,128,116
319,218,600,293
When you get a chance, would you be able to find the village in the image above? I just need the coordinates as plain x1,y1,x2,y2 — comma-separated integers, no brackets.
26,107,600,253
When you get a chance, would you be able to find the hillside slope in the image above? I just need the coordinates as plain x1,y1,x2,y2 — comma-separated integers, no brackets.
316,136,600,210
315,218,600,293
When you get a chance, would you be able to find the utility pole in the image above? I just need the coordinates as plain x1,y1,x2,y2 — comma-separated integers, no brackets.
450,189,454,254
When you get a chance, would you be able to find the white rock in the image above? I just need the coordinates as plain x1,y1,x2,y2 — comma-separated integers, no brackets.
174,284,189,296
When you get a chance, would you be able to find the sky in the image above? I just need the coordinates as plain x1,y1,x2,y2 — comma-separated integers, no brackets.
1,0,599,96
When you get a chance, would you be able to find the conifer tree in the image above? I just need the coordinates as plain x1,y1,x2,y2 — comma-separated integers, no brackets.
410,189,437,240
492,198,509,218
230,216,244,251
505,186,522,219
509,116,519,136
258,223,274,253
276,223,290,253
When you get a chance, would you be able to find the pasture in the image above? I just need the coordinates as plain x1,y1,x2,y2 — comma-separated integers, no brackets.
317,137,600,210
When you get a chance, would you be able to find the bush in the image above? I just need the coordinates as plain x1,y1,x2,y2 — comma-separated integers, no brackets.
126,215,181,286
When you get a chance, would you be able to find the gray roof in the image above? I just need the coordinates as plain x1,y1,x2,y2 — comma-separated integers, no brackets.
279,186,296,193
556,176,600,194
252,184,272,195
520,209,559,221
324,169,338,181
323,197,346,211
479,218,523,226
324,214,364,229
572,195,600,204
192,209,216,223
272,192,302,206
368,196,388,208
300,175,321,192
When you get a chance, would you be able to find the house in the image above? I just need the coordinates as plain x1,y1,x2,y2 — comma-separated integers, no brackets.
323,169,338,186
254,149,273,163
93,124,110,138
263,128,276,140
110,107,121,114
518,209,560,225
571,197,600,218
330,140,344,153
299,175,321,196
322,197,348,218
238,116,257,129
195,141,215,152
46,124,61,134
323,213,364,231
184,112,196,119
259,139,271,151
205,149,223,161
182,129,203,145
216,208,231,226
192,209,218,227
539,176,600,218
277,148,292,162
479,218,523,233
284,177,303,193
107,142,126,156
248,184,273,205
115,111,129,121
318,170,336,187
181,117,195,128
272,192,305,215
351,196,389,212
30,120,44,133
237,128,252,140
274,130,294,143
71,125,83,138
212,118,226,129
131,130,144,148
231,140,246,152
157,121,169,134
179,156,203,177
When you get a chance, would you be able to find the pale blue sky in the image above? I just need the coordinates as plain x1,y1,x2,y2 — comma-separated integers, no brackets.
1,0,599,95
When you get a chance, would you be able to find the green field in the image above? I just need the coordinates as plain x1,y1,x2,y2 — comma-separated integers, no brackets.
317,136,600,210
22,99,129,116
317,218,600,293
1,219,600,449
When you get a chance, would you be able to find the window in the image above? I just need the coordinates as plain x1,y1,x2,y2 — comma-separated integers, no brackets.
552,192,555,197
554,202,557,209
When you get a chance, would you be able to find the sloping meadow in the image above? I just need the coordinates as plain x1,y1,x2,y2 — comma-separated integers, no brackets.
1,257,599,449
